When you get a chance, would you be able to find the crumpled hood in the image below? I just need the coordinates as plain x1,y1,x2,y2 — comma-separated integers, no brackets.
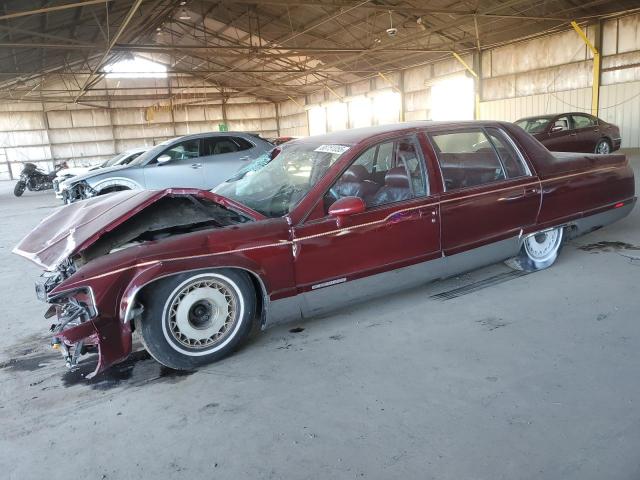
13,188,262,271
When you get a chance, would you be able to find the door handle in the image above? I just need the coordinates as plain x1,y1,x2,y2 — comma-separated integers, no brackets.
388,210,420,223
191,163,203,169
239,156,250,161
498,192,525,202
570,132,577,136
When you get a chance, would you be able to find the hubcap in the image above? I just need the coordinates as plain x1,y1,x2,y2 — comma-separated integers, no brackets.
524,228,562,263
167,278,238,349
597,141,610,154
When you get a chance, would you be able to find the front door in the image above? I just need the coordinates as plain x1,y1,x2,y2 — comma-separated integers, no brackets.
426,126,540,259
291,136,441,315
544,115,577,152
143,138,205,189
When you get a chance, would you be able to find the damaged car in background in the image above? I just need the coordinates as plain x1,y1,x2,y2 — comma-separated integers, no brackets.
59,131,274,204
14,121,636,378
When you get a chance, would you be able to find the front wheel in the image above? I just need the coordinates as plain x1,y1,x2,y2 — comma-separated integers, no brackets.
13,181,26,197
507,227,564,272
595,139,611,154
138,269,256,370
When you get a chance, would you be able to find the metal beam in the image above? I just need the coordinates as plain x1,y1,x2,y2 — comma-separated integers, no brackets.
0,0,112,22
73,0,142,102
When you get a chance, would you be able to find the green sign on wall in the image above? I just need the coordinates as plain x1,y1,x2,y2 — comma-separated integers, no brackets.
218,123,228,132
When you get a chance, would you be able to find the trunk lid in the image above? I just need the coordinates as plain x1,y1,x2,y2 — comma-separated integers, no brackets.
13,188,262,270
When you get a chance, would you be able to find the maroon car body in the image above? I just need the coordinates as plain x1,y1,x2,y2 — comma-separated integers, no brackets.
14,121,636,377
515,112,622,154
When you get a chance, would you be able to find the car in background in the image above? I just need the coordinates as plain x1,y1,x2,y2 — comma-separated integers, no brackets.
53,147,147,198
59,132,274,203
515,112,621,154
268,136,300,145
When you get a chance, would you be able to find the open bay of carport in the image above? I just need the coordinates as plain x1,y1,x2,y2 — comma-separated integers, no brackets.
1,153,639,480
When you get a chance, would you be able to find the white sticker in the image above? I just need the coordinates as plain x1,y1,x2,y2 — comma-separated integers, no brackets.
314,144,350,155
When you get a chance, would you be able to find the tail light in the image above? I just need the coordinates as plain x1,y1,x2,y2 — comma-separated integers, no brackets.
269,147,281,160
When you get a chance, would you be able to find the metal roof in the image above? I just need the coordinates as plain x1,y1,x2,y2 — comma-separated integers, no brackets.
0,0,638,105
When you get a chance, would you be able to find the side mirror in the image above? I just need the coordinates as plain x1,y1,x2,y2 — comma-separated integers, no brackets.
328,196,365,226
157,154,172,164
550,125,564,133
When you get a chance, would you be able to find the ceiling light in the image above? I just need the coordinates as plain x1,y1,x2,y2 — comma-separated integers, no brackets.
180,1,187,5
178,8,191,20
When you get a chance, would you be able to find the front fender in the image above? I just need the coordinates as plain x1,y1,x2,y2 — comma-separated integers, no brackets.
118,253,272,325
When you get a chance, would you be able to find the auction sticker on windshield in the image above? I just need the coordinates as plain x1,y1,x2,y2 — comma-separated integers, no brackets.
314,144,350,155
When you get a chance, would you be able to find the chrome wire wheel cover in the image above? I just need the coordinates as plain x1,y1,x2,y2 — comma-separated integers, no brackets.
596,141,610,154
166,277,238,350
524,228,563,263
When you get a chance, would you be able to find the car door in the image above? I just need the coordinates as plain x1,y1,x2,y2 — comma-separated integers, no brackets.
143,138,205,189
543,115,576,152
426,126,540,260
291,135,441,315
571,114,598,152
201,136,257,189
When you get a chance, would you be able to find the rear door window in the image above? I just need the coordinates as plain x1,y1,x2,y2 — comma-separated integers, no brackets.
429,129,506,190
202,137,240,156
571,114,596,129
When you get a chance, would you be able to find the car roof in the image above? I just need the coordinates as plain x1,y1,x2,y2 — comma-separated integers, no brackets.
516,112,595,122
289,120,515,146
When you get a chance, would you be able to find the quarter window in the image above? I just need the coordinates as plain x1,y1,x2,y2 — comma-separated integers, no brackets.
430,129,506,190
485,128,529,178
233,136,254,151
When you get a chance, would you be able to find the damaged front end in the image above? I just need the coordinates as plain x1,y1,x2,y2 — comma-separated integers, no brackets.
14,189,260,377
35,260,106,376
61,180,97,204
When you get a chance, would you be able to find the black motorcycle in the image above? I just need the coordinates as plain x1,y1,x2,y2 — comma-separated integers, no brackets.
14,162,67,197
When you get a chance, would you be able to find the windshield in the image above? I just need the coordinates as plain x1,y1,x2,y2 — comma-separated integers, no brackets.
516,117,552,134
100,152,127,168
214,142,350,218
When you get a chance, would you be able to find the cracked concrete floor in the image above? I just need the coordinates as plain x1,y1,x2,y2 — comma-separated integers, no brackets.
1,153,639,480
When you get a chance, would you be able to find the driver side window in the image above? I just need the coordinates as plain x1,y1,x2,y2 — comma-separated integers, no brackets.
552,116,571,132
159,139,200,162
324,137,427,213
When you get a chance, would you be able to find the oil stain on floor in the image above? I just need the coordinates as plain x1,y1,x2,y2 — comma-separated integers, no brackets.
577,241,640,252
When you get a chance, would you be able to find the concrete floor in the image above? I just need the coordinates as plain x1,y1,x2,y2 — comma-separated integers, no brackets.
1,153,639,480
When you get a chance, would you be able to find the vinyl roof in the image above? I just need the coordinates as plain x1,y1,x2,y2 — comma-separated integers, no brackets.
0,0,638,104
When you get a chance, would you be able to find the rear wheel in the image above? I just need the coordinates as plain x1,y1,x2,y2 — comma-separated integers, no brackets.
595,139,611,154
138,269,256,370
13,181,25,197
507,227,564,272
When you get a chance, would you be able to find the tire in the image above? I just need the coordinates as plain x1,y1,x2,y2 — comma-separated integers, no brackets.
13,181,26,197
138,269,256,370
507,227,564,272
595,139,611,154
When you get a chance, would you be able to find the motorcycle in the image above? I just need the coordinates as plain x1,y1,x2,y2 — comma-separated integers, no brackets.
14,162,67,197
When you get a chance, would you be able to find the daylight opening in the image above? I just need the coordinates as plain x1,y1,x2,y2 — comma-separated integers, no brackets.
104,56,167,78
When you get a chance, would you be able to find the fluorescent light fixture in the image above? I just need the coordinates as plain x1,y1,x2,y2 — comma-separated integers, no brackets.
178,8,191,20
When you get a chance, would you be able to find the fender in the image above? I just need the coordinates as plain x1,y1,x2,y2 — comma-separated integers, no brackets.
118,253,272,326
92,177,142,193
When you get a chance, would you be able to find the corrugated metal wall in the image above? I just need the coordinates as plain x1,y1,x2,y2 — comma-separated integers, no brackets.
479,12,640,148
0,91,279,180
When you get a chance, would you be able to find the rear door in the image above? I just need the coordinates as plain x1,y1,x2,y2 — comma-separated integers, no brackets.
571,114,598,153
143,138,205,189
201,136,257,188
426,126,540,256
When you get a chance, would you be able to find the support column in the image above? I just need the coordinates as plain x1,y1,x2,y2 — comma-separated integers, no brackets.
571,20,601,116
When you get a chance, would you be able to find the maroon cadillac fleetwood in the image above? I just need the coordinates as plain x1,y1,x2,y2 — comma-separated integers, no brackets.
14,121,636,377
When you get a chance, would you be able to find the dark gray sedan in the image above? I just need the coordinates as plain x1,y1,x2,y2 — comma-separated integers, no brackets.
60,132,274,203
